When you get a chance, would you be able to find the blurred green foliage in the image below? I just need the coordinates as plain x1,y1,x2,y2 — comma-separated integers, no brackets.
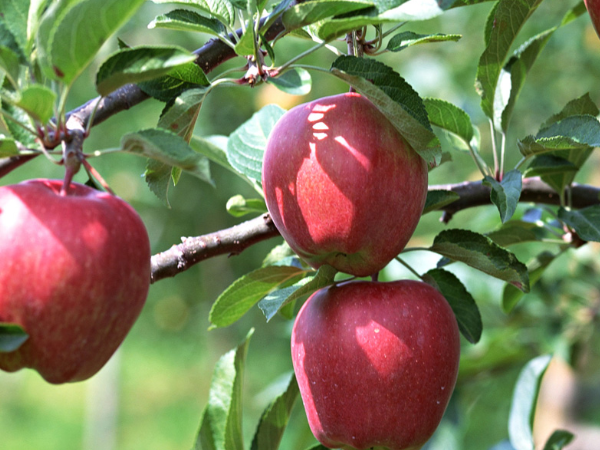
2,1,600,450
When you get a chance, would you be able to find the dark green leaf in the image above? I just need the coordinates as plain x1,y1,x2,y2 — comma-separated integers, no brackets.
138,62,209,102
331,56,440,164
0,323,29,353
429,229,530,292
508,354,553,450
486,221,548,247
558,205,600,242
234,21,256,57
15,84,56,123
483,169,522,223
475,0,544,120
226,195,267,217
424,97,474,144
542,93,600,129
423,189,460,214
523,154,577,178
96,46,196,97
209,266,309,328
268,68,311,96
250,374,299,450
149,9,226,36
258,265,337,322
1,102,38,147
37,0,146,85
424,269,482,344
542,430,574,450
227,104,286,181
502,251,556,313
387,31,461,52
152,0,236,26
121,128,213,185
193,329,254,450
0,0,29,55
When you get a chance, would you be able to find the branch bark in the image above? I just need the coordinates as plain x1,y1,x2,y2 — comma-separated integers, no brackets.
149,177,600,283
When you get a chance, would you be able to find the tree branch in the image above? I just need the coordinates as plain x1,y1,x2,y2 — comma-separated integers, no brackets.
0,3,297,175
149,177,600,283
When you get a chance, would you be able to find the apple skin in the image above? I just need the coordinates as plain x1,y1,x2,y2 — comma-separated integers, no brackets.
585,0,600,38
291,280,460,450
262,93,428,277
0,179,151,384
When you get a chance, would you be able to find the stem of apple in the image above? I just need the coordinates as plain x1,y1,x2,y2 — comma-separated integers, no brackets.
395,256,423,280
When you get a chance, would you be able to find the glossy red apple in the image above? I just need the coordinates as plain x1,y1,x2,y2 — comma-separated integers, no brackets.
292,280,460,450
585,0,600,37
0,179,151,384
262,93,428,277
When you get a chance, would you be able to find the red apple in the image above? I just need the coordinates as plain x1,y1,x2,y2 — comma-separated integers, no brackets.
262,93,428,277
292,280,460,450
586,0,600,38
0,179,151,384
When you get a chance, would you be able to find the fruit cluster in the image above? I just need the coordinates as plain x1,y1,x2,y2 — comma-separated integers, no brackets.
262,93,461,450
0,179,151,384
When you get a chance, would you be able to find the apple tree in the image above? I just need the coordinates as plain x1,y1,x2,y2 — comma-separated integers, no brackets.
1,0,600,449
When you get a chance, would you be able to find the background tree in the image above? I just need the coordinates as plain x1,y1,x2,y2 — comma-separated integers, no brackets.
1,0,600,449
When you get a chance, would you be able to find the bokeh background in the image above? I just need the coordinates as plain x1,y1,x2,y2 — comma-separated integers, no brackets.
2,1,600,449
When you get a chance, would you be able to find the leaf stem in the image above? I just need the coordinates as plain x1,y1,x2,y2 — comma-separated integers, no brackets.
395,256,423,280
489,119,499,178
276,41,328,73
500,131,506,180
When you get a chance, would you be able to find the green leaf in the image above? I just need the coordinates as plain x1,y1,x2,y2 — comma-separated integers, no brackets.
542,93,600,128
422,189,460,214
313,0,457,41
0,45,21,86
193,329,254,450
258,265,337,322
0,136,19,156
262,242,297,267
429,229,530,292
496,28,554,133
1,101,37,147
331,56,440,164
121,128,213,185
209,266,309,328
0,0,30,56
522,154,577,178
234,20,256,57
268,68,312,96
386,31,461,52
226,195,267,217
138,62,209,102
486,221,548,247
424,268,482,344
542,430,574,450
190,135,241,176
424,97,474,144
475,0,544,120
145,158,174,206
148,9,226,36
151,0,236,26
502,251,556,313
558,205,600,242
227,104,286,182
15,84,56,123
483,169,522,223
96,46,196,97
37,0,146,85
0,323,29,353
159,87,208,141
250,374,299,450
282,0,373,32
508,354,553,450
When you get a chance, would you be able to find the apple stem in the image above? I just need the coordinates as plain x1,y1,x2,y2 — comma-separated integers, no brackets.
371,272,379,282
